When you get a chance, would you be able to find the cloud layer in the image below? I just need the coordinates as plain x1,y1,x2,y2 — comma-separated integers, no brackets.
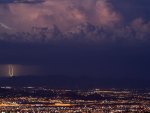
0,0,121,31
0,0,149,44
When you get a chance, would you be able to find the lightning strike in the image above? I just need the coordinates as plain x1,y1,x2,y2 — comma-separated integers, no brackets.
0,22,12,30
9,65,14,77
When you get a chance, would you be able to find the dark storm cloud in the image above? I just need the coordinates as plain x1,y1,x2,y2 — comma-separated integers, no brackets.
0,18,149,44
0,40,150,79
110,0,150,21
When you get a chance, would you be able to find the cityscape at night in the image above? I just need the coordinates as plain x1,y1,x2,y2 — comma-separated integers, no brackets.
0,87,149,112
0,0,150,112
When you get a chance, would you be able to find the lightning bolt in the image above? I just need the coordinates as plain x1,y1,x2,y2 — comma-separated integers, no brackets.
0,22,12,30
9,65,14,77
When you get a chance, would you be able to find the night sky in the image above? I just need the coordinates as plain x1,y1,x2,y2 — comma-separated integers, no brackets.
0,0,150,88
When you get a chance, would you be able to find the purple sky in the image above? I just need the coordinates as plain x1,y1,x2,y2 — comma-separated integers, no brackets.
0,0,150,88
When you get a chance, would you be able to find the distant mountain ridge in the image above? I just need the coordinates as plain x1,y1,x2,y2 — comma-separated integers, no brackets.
0,75,149,89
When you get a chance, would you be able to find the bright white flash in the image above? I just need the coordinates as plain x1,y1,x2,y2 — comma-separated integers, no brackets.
9,65,14,77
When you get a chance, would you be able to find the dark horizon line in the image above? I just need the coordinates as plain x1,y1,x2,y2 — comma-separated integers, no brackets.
0,75,149,89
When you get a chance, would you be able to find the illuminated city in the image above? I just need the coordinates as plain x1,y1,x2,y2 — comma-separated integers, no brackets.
0,87,149,112
0,0,150,112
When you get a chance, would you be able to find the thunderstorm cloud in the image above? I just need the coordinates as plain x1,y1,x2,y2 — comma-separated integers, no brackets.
0,0,121,31
0,0,149,43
